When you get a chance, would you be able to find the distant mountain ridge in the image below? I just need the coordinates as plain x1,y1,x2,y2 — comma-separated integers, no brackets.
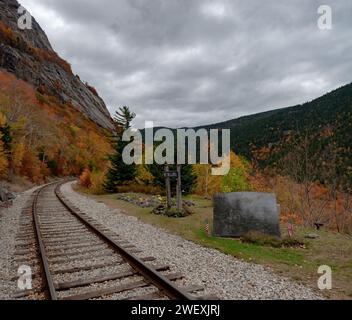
0,0,114,130
196,82,352,158
141,82,351,187
142,83,351,162
193,82,352,187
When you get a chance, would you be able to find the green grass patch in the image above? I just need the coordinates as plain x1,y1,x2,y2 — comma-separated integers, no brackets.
195,228,304,266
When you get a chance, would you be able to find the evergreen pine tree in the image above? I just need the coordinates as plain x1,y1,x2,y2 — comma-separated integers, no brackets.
113,106,136,133
104,107,137,193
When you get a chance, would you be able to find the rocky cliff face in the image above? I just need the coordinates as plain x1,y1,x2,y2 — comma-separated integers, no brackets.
0,0,114,130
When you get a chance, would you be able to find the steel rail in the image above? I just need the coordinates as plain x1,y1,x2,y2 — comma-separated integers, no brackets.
30,180,193,300
32,182,59,300
54,182,194,300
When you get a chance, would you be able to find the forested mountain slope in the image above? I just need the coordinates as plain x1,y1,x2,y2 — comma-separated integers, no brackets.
198,83,352,187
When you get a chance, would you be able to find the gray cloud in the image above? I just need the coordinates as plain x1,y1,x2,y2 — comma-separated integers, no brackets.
20,0,352,128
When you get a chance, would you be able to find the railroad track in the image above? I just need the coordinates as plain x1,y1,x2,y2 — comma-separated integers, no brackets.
12,181,208,300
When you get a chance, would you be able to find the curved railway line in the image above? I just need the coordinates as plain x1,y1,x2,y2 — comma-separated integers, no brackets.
12,181,209,300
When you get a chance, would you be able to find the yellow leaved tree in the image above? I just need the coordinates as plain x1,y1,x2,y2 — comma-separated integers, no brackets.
0,113,9,177
193,151,252,198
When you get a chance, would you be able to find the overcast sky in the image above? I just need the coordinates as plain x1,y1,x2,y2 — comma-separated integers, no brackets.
20,0,352,128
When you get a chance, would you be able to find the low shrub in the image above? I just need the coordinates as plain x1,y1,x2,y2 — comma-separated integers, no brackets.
152,204,190,218
241,231,305,248
89,171,106,195
34,48,73,75
117,183,163,195
116,193,162,208
79,168,92,189
35,91,50,105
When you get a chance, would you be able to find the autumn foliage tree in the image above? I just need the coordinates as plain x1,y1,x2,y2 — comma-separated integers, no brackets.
80,168,92,188
251,129,352,233
0,71,111,183
0,134,8,178
193,151,252,197
193,164,218,198
221,152,252,193
0,113,9,177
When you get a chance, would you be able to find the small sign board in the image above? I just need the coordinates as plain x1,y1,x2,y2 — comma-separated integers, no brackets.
164,171,178,178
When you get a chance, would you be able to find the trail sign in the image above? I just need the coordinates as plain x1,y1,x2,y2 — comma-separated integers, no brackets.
164,171,178,178
164,165,182,212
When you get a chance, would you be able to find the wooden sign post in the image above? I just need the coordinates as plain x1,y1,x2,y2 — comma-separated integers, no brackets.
176,165,182,212
164,165,172,209
164,165,182,212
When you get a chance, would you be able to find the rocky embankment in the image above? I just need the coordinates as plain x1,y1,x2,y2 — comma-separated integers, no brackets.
0,0,114,130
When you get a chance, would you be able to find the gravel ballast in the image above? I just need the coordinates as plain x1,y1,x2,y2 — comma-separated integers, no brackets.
0,187,38,299
61,182,323,300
